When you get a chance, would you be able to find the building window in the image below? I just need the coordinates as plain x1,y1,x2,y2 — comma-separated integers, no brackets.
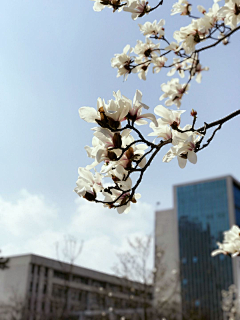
43,283,47,294
31,264,35,274
182,257,187,264
45,268,48,277
195,300,200,307
54,270,69,281
72,274,88,284
193,256,198,263
37,266,40,275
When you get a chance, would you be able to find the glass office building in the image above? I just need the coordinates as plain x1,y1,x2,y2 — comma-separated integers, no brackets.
174,176,240,319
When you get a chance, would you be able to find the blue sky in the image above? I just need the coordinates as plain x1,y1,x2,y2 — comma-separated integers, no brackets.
0,0,239,274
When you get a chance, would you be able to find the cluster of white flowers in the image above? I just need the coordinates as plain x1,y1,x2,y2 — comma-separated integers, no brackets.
173,1,223,53
91,0,240,29
149,104,200,169
76,88,202,210
212,225,240,257
91,0,151,19
110,0,240,86
111,13,213,83
75,90,159,213
80,0,240,212
138,19,165,38
160,78,190,108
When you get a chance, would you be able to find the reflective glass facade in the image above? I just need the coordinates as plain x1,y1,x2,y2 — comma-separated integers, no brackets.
234,183,240,226
177,178,234,320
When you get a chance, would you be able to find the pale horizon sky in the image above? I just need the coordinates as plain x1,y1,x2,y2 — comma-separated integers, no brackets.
0,0,240,275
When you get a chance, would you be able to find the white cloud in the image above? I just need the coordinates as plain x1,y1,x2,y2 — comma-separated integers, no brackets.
0,190,155,274
0,189,58,237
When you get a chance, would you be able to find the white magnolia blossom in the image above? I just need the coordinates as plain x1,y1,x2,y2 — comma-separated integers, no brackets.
100,137,148,174
171,0,191,16
148,121,172,140
164,42,182,53
91,0,124,12
218,0,240,29
134,58,150,80
79,96,128,129
74,168,103,200
111,44,135,80
173,17,211,54
206,1,221,27
167,58,188,78
106,165,128,182
123,0,150,20
154,104,186,127
190,61,209,83
212,225,240,257
79,90,157,128
134,38,160,60
112,89,158,126
152,56,168,73
197,5,207,14
138,19,165,38
80,90,157,173
163,126,200,168
93,128,131,165
98,135,148,174
103,187,141,213
84,136,105,170
160,78,190,108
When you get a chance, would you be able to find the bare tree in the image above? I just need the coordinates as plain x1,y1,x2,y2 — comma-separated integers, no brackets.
112,235,180,320
53,235,84,320
0,289,30,320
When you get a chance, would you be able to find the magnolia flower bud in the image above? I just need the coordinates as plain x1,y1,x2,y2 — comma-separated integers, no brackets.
113,133,122,148
108,150,118,161
126,147,134,160
83,191,96,202
191,109,197,117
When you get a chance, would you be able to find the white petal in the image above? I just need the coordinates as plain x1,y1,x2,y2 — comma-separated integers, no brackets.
162,149,175,163
138,156,146,168
177,156,187,168
85,160,99,171
93,2,105,11
133,90,142,105
135,119,148,125
188,151,197,164
211,249,224,256
136,144,148,150
154,105,169,118
79,107,98,123
117,203,130,214
123,44,130,54
138,113,158,127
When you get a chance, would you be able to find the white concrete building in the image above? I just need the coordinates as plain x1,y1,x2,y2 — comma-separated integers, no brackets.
0,254,152,320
